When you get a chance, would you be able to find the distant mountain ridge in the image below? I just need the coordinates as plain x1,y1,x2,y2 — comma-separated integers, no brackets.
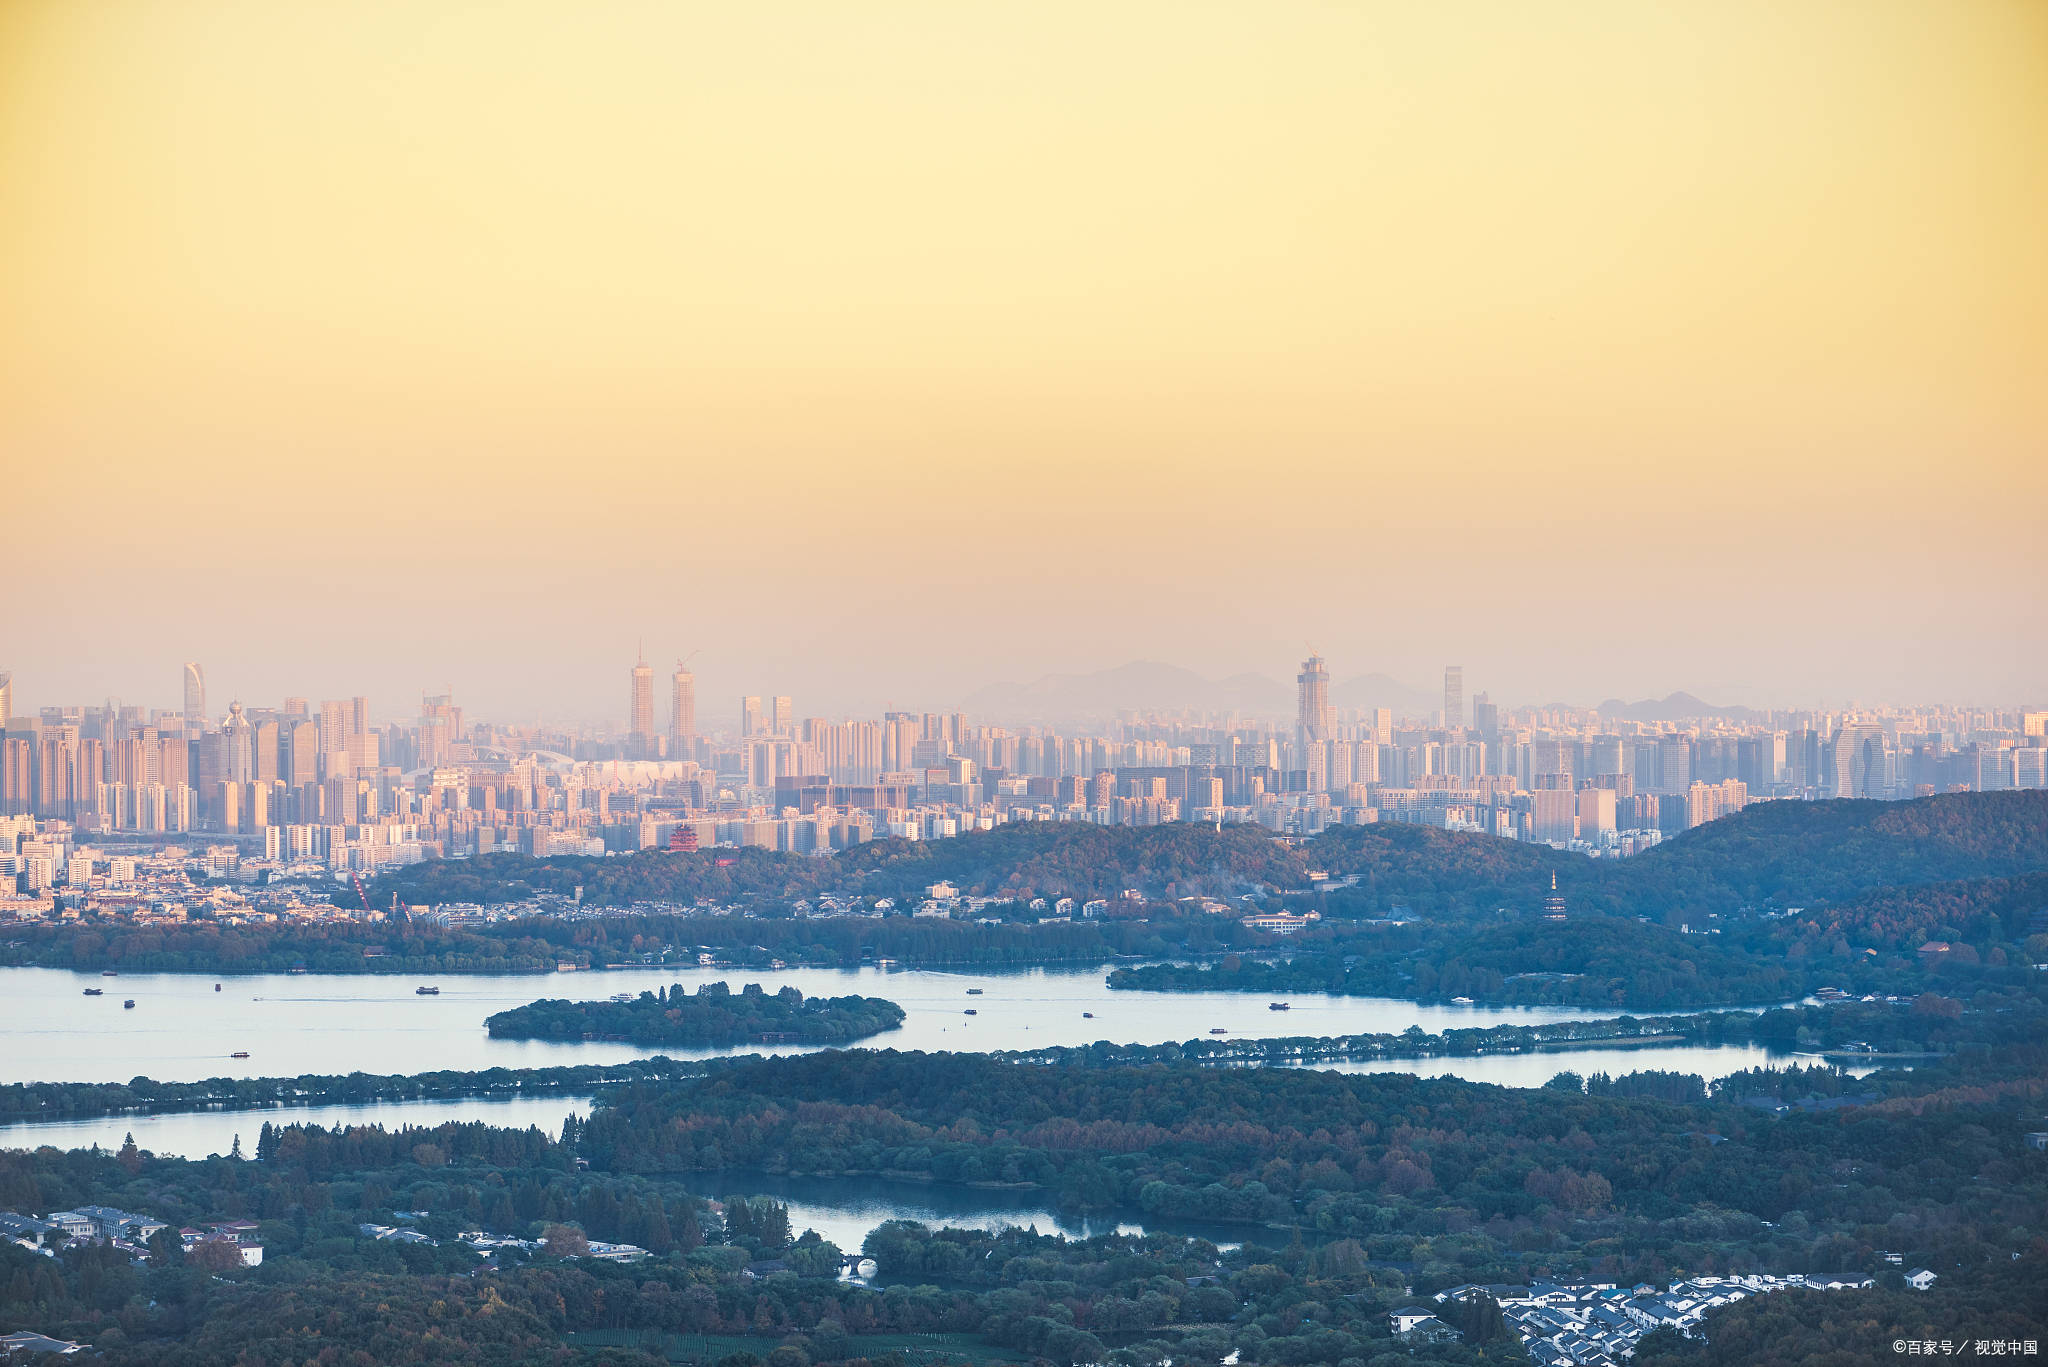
964,660,1434,722
1595,691,1762,722
1332,672,1437,715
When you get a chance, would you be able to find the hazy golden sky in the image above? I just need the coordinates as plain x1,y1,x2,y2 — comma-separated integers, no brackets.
2,0,2043,720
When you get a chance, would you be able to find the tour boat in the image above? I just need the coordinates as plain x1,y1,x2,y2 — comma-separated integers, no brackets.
215,984,222,992
1208,1027,1227,1034
83,988,103,996
101,970,118,977
231,1052,251,1059
964,1008,977,1015
1268,1002,1291,1010
966,988,983,995
1082,1012,1094,1018
123,999,136,1009
1451,996,1475,1005
416,986,441,995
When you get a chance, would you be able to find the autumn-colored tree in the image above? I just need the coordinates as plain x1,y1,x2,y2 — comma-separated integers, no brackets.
187,1238,246,1273
541,1223,589,1257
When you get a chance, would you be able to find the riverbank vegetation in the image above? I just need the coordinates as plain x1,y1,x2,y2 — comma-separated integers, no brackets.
3,1009,2043,1365
0,1058,704,1124
578,1039,2048,1267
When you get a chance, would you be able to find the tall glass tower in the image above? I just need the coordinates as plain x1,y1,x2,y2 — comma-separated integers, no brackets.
1296,653,1331,747
182,662,207,730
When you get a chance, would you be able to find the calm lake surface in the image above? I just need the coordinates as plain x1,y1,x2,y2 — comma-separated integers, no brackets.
662,1170,1259,1254
1312,1042,1787,1086
0,962,1738,1086
0,963,1841,1251
0,1093,593,1161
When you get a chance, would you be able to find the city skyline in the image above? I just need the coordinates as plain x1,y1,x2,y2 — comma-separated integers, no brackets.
3,0,2044,718
7,641,2043,866
0,652,2042,734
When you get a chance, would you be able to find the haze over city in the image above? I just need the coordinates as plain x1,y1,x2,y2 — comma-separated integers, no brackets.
5,5,2048,1364
3,0,2045,719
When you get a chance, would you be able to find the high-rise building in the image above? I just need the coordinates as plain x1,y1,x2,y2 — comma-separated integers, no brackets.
772,696,793,736
285,720,320,788
1656,733,1693,795
182,662,206,729
1,736,30,815
670,665,696,753
1577,786,1617,837
223,702,255,783
1443,665,1464,729
741,696,764,737
348,696,376,773
254,719,279,782
1832,724,1882,798
319,699,353,778
0,671,11,728
629,651,655,747
1296,654,1331,749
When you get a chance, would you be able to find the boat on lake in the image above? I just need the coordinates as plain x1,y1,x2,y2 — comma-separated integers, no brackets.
123,999,136,1009
416,986,441,995
1082,1012,1094,1018
966,988,983,995
1451,996,1475,1005
963,1008,977,1015
215,984,222,992
231,1051,250,1059
83,988,103,996
1208,1027,1227,1034
1268,1002,1290,1010
101,970,118,977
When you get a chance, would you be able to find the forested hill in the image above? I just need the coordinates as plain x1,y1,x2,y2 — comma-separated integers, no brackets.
1609,789,2048,914
8,791,2040,984
1111,914,1804,1008
367,789,2048,919
1780,870,2048,954
368,819,1301,910
1312,790,2048,919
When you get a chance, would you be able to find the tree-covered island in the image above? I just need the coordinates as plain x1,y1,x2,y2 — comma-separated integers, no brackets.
483,980,906,1047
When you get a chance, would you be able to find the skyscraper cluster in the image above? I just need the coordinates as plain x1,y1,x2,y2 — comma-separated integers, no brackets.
1,653,2043,911
1,667,404,837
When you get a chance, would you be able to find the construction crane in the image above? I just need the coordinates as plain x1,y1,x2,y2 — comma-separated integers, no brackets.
350,869,373,914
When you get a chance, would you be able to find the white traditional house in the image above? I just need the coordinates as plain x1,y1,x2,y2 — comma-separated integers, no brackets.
0,1213,55,1249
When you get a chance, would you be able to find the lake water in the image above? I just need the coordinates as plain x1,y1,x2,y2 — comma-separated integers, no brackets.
0,962,1841,1258
0,1093,593,1160
0,962,1750,1086
1312,1042,1786,1087
661,1170,1258,1254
